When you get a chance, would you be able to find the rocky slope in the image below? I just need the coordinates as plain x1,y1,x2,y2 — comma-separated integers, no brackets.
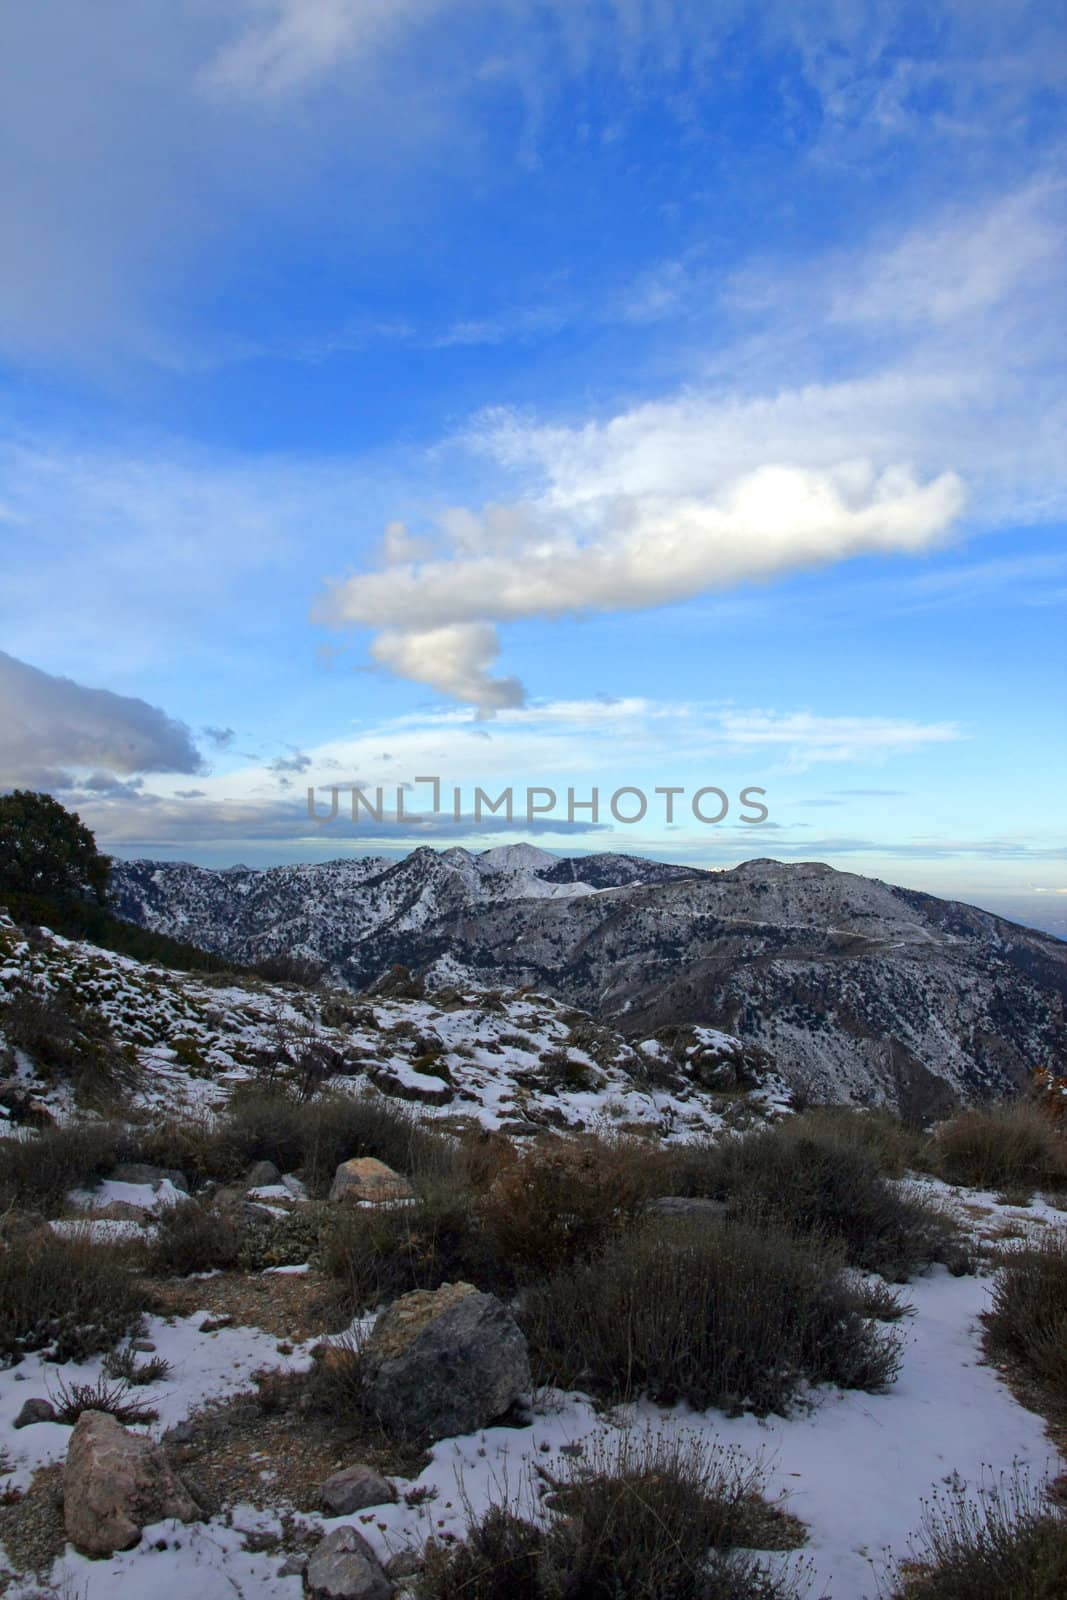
0,913,785,1137
110,847,1067,1118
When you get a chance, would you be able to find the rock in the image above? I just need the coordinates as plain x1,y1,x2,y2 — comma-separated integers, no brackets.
305,1526,393,1600
365,964,424,1001
319,1463,395,1515
198,1316,234,1333
110,1163,190,1194
131,1339,157,1353
14,1397,56,1428
646,1196,729,1222
247,1159,282,1188
278,1552,309,1577
63,1410,199,1556
329,1158,414,1205
362,1282,530,1442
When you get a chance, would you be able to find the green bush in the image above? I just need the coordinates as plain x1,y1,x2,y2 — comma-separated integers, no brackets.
932,1103,1067,1193
985,1231,1067,1411
0,1228,148,1365
237,1203,332,1270
521,1216,903,1415
685,1119,968,1279
416,1429,806,1600
890,1472,1067,1599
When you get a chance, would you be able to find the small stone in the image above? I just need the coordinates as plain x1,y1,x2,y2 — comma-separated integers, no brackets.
14,1397,56,1428
329,1158,413,1205
247,1159,282,1188
278,1552,309,1577
305,1525,393,1599
320,1464,396,1516
131,1339,157,1353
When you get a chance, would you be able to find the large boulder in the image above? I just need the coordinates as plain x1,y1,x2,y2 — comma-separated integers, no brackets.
63,1410,199,1556
329,1158,413,1205
362,1282,530,1441
305,1526,393,1600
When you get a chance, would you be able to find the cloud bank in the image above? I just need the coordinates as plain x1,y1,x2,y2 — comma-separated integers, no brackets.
0,651,205,789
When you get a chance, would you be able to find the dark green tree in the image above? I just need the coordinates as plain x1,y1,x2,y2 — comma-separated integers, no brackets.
0,790,110,908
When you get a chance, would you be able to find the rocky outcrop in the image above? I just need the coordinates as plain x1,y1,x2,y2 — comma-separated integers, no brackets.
305,1526,393,1600
63,1410,199,1556
362,1282,530,1441
329,1158,414,1204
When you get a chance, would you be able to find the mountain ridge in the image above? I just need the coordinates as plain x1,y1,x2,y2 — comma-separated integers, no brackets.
110,847,1067,1119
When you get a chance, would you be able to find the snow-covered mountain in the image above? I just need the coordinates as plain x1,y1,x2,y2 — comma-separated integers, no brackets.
110,847,1067,1118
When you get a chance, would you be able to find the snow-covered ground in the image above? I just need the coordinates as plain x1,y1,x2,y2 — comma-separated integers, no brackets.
1,1184,1062,1600
0,914,788,1138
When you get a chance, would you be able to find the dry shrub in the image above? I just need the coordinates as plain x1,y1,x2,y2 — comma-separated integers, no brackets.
685,1119,968,1280
0,1227,148,1365
416,1428,806,1600
521,1216,902,1415
148,1200,241,1276
933,1102,1067,1193
320,1180,496,1306
891,1471,1067,1599
985,1230,1067,1413
477,1135,653,1281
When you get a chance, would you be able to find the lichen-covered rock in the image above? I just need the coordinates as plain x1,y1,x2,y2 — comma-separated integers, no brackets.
362,1281,530,1442
63,1410,199,1556
329,1157,413,1204
319,1462,395,1515
305,1525,393,1599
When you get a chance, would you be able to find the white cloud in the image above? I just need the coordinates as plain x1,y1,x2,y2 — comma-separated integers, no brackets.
371,623,525,711
315,435,964,707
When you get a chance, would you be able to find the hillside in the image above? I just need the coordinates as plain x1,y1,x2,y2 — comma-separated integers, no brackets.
0,912,785,1138
111,848,1067,1119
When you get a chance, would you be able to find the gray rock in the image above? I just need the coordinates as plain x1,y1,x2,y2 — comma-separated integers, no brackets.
247,1159,282,1188
305,1526,393,1600
14,1397,57,1428
278,1553,309,1577
110,1163,189,1193
320,1464,395,1516
63,1410,199,1556
646,1196,729,1222
362,1281,531,1443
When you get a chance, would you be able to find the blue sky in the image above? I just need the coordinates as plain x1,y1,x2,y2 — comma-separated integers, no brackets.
1,1,1065,932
